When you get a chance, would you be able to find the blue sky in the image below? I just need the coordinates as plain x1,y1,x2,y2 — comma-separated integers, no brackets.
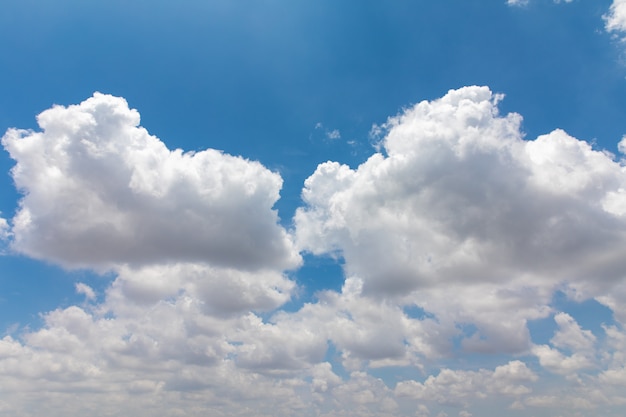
2,0,626,416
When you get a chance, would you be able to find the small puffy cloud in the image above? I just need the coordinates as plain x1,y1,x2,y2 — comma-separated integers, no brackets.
327,129,341,140
75,283,96,301
605,0,626,35
314,122,341,141
550,312,596,352
532,313,597,375
532,344,594,375
618,135,626,154
1,93,300,271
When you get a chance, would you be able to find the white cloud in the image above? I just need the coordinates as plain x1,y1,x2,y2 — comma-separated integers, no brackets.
532,344,594,375
618,135,626,154
0,216,9,254
327,129,341,140
331,371,397,410
1,93,300,271
395,360,537,407
600,366,626,386
596,282,626,324
605,0,626,35
75,283,96,301
3,89,626,416
253,276,449,372
295,85,626,354
106,263,295,316
531,313,598,377
597,324,626,392
0,298,316,416
550,312,596,352
508,0,573,5
315,122,342,141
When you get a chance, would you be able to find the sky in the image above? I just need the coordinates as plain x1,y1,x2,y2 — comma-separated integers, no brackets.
1,0,626,416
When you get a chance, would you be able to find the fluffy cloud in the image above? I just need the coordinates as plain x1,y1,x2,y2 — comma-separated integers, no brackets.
395,361,537,408
295,86,626,354
0,288,414,417
531,312,599,377
265,276,453,371
0,94,313,415
0,289,321,416
3,88,626,416
106,263,295,317
75,282,96,301
605,0,626,36
1,93,300,271
550,312,596,352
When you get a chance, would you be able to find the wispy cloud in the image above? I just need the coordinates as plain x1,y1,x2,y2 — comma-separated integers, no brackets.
315,122,341,140
506,0,529,7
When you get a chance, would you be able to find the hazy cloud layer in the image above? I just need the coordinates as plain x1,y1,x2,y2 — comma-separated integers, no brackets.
2,89,626,416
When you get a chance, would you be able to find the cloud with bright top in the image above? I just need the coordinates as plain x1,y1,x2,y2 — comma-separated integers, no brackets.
2,93,300,272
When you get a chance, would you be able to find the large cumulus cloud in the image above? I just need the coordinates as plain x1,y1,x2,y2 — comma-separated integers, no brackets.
2,93,300,271
295,86,626,352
